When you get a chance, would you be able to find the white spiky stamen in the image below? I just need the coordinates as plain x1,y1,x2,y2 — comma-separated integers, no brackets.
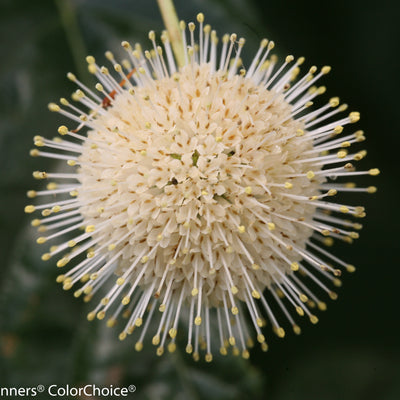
27,13,378,361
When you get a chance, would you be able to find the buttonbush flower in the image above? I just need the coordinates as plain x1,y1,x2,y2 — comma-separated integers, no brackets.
26,12,378,361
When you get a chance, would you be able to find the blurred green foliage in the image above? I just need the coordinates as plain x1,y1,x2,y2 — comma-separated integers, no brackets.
0,0,399,399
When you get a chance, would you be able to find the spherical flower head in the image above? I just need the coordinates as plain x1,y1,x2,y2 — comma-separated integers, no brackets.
27,14,378,360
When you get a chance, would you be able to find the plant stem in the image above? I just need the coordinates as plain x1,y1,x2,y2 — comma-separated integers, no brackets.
156,0,185,68
55,0,91,85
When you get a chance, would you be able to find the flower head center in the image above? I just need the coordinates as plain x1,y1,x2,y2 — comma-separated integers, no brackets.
78,63,316,306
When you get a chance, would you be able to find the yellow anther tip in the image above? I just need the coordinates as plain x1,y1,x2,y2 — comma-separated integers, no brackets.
56,257,69,268
346,264,356,273
48,103,60,112
299,294,308,303
152,335,160,346
140,256,149,264
25,205,36,214
334,125,344,134
296,306,304,316
284,182,293,189
83,286,93,295
321,66,331,74
349,231,359,239
168,343,177,353
261,342,269,352
196,12,204,22
242,350,250,360
105,317,116,328
349,111,360,123
276,327,285,338
86,251,95,259
329,291,338,300
285,55,294,63
369,168,380,176
34,139,44,147
97,311,105,320
85,225,95,233
66,72,76,81
328,189,337,196
135,342,143,352
292,324,301,335
95,83,104,91
220,347,227,356
297,56,305,65
186,344,193,354
87,312,96,321
257,334,265,343
122,296,130,305
121,41,130,49
306,171,315,180
85,55,95,64
226,246,233,253
309,66,317,74
41,253,51,261
169,328,177,338
333,278,342,287
329,97,340,107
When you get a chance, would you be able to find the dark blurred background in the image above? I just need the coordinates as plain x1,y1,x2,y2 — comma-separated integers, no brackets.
0,0,399,399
